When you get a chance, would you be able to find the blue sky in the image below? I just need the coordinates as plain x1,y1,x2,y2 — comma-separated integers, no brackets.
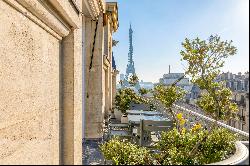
109,0,249,83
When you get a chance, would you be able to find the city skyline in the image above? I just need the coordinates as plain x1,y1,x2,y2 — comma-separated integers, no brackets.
110,0,249,83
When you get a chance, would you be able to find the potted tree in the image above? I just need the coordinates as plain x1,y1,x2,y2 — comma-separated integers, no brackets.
115,88,137,123
115,75,149,123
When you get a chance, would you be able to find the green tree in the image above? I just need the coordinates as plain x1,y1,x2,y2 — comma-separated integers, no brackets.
180,35,238,156
138,88,149,96
128,74,139,86
153,84,186,126
115,88,150,114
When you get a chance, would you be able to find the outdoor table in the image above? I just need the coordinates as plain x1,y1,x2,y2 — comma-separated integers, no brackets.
127,114,168,125
126,110,162,116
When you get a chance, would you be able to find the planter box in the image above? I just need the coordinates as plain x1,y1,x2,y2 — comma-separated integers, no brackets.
207,141,249,165
103,141,249,165
121,115,128,124
104,160,113,165
114,108,121,121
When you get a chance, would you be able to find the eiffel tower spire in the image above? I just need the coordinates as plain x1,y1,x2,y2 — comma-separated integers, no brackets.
126,23,135,78
128,23,133,64
123,23,140,89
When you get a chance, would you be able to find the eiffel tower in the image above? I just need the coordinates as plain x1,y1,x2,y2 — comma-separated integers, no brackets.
123,23,140,89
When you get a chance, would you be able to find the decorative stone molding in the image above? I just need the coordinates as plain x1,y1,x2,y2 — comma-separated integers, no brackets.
106,2,119,32
3,0,64,39
112,69,119,76
83,0,105,20
103,54,111,69
4,0,82,39
70,0,81,13
16,0,70,37
47,0,81,28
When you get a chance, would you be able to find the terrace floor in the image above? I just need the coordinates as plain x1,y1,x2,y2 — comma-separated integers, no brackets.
82,139,105,165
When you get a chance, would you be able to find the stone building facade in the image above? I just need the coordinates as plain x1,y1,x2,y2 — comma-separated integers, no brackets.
217,72,249,133
84,1,119,139
0,0,119,164
228,92,249,133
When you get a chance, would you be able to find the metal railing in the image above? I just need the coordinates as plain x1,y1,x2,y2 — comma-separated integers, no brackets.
148,98,249,141
173,104,249,140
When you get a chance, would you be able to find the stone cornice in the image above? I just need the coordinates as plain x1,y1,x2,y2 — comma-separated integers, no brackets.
83,0,105,20
48,0,81,28
4,0,83,40
17,0,72,37
106,2,119,32
3,0,69,39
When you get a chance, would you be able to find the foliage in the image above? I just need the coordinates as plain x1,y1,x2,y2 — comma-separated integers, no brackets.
119,80,124,87
155,127,236,165
128,74,139,86
115,88,150,114
153,85,186,109
101,115,237,165
180,35,237,80
138,88,149,96
197,86,238,121
100,137,155,165
154,113,237,165
179,35,239,158
153,84,186,124
180,35,238,121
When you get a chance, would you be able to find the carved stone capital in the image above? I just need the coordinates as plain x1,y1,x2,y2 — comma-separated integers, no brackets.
106,2,119,32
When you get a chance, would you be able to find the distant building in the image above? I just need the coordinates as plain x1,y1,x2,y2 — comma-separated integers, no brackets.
217,71,249,92
139,80,154,90
157,67,193,102
159,73,190,87
187,85,201,105
227,92,249,133
217,71,249,132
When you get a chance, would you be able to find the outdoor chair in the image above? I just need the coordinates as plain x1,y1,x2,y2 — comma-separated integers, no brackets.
137,120,173,147
107,121,132,140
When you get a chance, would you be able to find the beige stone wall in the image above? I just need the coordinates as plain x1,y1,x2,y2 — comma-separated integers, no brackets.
0,0,60,164
84,16,105,139
0,0,118,164
84,2,119,139
112,70,119,106
0,0,84,164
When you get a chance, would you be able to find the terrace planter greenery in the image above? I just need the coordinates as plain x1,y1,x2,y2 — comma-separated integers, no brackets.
207,141,249,165
101,139,249,165
115,88,150,116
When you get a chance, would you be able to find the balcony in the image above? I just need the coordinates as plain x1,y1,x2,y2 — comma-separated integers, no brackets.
83,98,249,165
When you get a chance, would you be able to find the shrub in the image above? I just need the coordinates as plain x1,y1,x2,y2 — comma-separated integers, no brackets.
100,137,154,165
155,127,236,165
138,88,149,96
